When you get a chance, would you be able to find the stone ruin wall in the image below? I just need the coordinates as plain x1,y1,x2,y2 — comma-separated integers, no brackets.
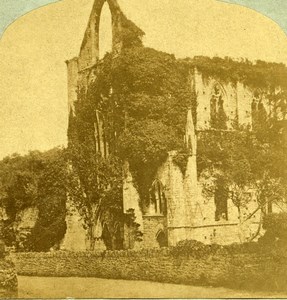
64,0,286,251
60,198,87,251
65,57,282,250
65,63,278,251
138,153,263,248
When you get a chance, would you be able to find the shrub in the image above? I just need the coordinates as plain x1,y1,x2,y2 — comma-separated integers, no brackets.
170,239,222,258
260,213,287,247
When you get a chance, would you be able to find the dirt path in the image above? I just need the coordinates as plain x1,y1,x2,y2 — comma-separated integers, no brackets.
18,276,286,298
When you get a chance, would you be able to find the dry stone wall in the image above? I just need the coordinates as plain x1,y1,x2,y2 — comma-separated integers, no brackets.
13,248,287,292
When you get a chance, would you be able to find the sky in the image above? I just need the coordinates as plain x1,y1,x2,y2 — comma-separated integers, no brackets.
0,0,287,37
0,0,286,159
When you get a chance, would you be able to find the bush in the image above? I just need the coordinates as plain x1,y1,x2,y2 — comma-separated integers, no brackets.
171,239,264,259
260,213,287,247
170,239,222,258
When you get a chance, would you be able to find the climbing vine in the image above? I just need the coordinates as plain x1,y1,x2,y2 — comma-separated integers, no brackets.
111,47,193,203
68,13,287,247
119,12,144,48
70,47,193,209
184,56,287,89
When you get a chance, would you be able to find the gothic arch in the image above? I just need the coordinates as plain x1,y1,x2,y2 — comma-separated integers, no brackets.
252,88,263,111
210,82,228,101
99,1,113,59
79,0,122,67
251,88,268,130
210,82,228,129
148,179,166,215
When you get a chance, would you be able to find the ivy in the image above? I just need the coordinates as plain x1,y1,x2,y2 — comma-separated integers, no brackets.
111,48,193,203
172,149,190,175
184,56,287,89
71,47,193,212
119,12,145,48
69,16,287,249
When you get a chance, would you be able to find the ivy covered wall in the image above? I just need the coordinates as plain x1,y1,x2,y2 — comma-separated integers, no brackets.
66,0,287,250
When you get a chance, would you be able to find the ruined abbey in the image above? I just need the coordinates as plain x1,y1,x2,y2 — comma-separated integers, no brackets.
61,0,287,251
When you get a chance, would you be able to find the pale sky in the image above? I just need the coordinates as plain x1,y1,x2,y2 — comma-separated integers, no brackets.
1,0,287,37
0,0,286,159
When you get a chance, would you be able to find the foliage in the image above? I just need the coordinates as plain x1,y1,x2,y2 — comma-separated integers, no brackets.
197,131,254,186
170,239,273,259
119,12,144,48
0,148,67,252
124,209,143,243
210,103,228,130
112,47,192,201
69,47,192,224
172,149,190,175
67,84,124,249
260,213,287,247
69,15,287,249
170,239,222,259
197,124,286,213
185,56,287,89
67,137,124,250
0,259,17,293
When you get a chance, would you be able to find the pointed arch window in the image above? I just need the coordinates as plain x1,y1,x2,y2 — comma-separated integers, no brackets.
99,1,113,59
251,89,267,130
210,83,227,129
148,179,166,215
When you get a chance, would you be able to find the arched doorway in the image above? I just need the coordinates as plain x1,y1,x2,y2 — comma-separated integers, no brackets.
156,230,168,248
99,1,113,59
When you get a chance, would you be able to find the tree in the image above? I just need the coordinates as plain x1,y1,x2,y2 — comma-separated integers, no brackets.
198,111,287,241
67,129,124,250
0,148,67,251
260,212,287,247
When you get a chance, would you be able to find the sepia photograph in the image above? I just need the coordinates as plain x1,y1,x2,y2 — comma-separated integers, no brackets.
0,0,287,298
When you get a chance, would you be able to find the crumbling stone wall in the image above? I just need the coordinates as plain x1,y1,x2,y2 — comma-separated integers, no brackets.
194,69,253,130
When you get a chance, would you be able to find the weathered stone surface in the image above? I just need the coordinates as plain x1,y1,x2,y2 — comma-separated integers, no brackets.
0,255,18,298
64,0,287,251
15,207,38,250
14,249,287,292
60,208,87,251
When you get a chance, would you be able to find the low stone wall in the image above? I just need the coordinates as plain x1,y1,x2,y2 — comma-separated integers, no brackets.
0,258,18,298
13,248,287,292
